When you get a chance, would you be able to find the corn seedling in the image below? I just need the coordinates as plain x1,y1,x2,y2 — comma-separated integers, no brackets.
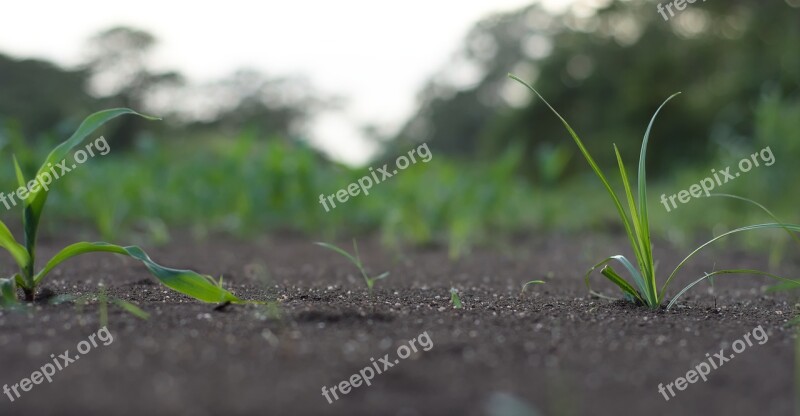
315,240,389,293
0,109,240,305
450,287,462,309
509,74,800,309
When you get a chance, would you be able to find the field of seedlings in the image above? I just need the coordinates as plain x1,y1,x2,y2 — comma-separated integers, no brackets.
2,1,800,415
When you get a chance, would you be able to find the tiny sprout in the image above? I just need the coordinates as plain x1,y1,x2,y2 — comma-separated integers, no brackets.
450,287,462,309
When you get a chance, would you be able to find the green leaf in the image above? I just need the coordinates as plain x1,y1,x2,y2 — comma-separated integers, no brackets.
21,109,160,280
0,277,17,306
111,299,150,320
521,280,545,293
12,155,26,189
613,144,651,300
600,266,645,305
585,255,648,303
765,280,800,292
450,288,463,309
666,269,800,310
637,93,680,303
34,242,239,303
0,220,30,275
708,193,800,245
314,242,361,267
661,223,800,302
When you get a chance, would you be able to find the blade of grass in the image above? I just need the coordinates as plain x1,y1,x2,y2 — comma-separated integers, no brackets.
314,242,361,266
585,255,647,301
709,193,800,245
660,223,800,303
522,280,546,292
637,92,681,304
111,299,150,320
612,145,653,303
666,269,800,310
601,266,645,304
0,220,29,275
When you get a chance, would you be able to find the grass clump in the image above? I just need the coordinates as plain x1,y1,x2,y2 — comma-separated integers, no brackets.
509,74,800,309
0,109,240,305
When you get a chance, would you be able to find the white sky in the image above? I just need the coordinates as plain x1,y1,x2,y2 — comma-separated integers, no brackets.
0,0,575,165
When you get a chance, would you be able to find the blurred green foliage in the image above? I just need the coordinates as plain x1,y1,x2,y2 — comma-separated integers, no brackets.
1,90,796,257
0,128,540,256
0,0,798,258
391,0,800,181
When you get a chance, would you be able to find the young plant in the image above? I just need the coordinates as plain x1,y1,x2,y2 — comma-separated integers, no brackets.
520,280,545,297
315,240,389,293
0,109,239,305
449,287,463,309
509,74,800,309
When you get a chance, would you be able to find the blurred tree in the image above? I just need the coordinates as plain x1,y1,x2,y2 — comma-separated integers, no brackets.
83,26,184,148
0,54,92,142
181,69,328,139
391,0,800,181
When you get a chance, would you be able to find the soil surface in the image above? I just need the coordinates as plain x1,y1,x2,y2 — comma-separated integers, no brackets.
0,231,797,416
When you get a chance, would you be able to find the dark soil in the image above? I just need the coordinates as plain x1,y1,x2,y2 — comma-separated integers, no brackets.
0,231,797,415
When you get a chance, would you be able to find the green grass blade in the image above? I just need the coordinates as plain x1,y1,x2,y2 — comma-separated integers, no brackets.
522,280,546,291
508,74,643,271
661,223,800,302
12,155,26,189
666,269,800,310
351,239,371,283
111,298,150,320
613,145,641,237
637,92,681,303
33,242,239,303
612,144,652,300
709,193,800,245
600,266,645,304
585,255,648,302
315,242,361,266
0,220,30,275
765,281,800,292
0,278,17,306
